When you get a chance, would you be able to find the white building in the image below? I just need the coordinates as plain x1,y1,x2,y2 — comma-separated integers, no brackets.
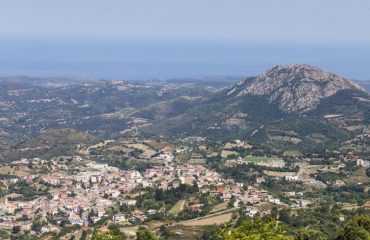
285,175,299,181
245,206,258,217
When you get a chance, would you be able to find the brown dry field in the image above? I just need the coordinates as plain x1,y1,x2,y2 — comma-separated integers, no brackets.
0,166,30,177
180,212,233,226
264,170,295,177
127,143,157,159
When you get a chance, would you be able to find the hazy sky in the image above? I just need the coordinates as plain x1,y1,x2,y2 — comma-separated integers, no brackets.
1,0,370,43
0,0,369,80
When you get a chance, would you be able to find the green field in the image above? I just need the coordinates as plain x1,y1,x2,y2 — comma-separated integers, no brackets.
168,200,185,215
210,202,228,213
244,155,285,167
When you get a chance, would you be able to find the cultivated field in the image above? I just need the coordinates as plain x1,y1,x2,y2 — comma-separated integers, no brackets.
180,212,233,226
126,143,157,159
169,200,186,215
264,170,295,177
210,202,228,213
244,155,285,167
0,166,30,177
221,150,239,158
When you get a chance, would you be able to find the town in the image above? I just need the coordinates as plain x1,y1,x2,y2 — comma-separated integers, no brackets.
0,137,369,239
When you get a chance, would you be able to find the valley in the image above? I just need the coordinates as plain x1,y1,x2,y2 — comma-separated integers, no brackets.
0,65,369,239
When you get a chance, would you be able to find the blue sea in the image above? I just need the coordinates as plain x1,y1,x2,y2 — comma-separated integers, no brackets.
0,39,369,81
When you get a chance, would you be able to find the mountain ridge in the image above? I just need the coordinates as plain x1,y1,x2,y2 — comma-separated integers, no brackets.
1,64,370,153
227,64,366,113
142,64,370,150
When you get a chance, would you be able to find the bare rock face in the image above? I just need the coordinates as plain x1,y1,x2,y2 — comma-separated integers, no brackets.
236,64,365,113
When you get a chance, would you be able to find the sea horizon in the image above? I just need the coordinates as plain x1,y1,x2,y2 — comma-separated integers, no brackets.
0,39,369,81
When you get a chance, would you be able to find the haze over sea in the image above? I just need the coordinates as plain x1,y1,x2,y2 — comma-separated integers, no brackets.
0,39,369,81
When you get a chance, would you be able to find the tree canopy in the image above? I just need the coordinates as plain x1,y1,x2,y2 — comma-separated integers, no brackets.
216,218,293,240
336,215,370,240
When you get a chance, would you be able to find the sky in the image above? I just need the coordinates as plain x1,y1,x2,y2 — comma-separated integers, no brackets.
0,0,369,80
1,0,370,43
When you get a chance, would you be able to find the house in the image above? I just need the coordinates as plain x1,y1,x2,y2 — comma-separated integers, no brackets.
113,214,127,222
245,206,258,217
256,177,265,184
285,175,299,181
335,180,346,187
112,190,121,198
0,219,14,230
172,180,181,189
338,163,346,169
189,204,202,212
222,192,232,201
269,198,281,204
96,207,106,218
283,192,296,197
299,199,313,207
357,159,370,167
122,199,137,206
363,201,370,209
142,179,153,188
9,178,19,184
346,152,356,159
156,154,174,162
21,223,32,231
210,187,224,196
147,209,157,215
39,227,50,235
130,210,146,222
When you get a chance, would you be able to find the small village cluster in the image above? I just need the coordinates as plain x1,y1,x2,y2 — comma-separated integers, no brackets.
1,143,369,236
0,153,310,235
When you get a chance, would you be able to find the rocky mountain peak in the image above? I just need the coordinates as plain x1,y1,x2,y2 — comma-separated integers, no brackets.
235,64,365,113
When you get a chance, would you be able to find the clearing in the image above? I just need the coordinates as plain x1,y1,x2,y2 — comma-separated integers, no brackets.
244,155,285,167
169,200,186,215
180,212,233,226
210,202,228,213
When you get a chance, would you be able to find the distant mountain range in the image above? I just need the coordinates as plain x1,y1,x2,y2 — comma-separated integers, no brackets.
143,64,370,151
0,64,369,160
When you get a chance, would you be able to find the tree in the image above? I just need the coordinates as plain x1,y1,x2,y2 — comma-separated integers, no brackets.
108,224,125,238
294,229,327,240
154,189,164,201
136,227,159,240
12,225,21,234
228,196,236,208
278,209,290,223
92,230,125,240
80,230,87,240
336,215,370,240
271,207,278,219
216,217,293,240
159,225,170,240
31,220,43,232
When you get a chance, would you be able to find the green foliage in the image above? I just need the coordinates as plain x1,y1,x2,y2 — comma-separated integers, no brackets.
159,225,171,240
92,230,125,240
80,230,87,240
0,230,9,239
58,224,81,237
12,226,21,234
216,217,293,240
293,229,327,240
324,185,368,204
108,224,125,238
336,215,370,240
8,181,50,201
136,227,159,240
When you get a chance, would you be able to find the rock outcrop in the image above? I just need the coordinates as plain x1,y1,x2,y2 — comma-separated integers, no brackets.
234,64,365,113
